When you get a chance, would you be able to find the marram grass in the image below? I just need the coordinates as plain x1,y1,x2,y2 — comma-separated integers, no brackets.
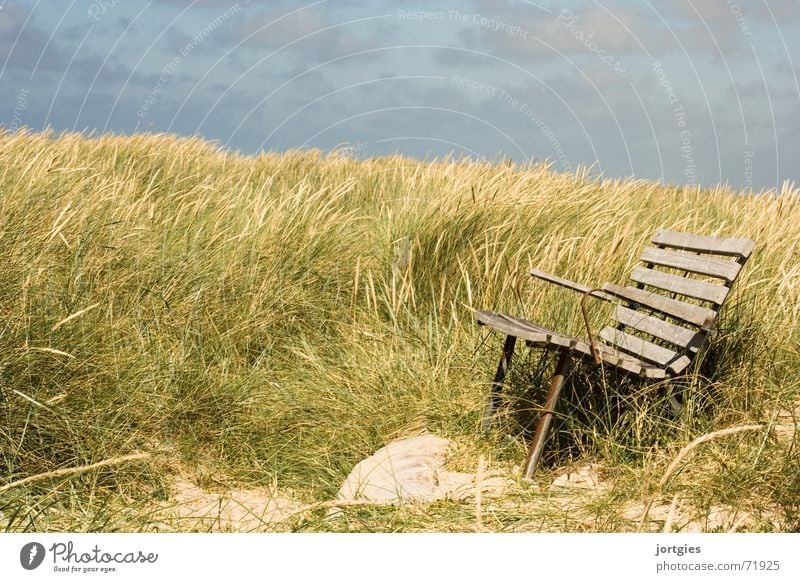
0,129,798,532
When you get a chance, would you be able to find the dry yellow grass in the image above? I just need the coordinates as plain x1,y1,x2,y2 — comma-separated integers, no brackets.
0,129,798,532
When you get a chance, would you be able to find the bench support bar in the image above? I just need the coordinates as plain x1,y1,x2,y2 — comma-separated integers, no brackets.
481,334,517,431
524,350,572,480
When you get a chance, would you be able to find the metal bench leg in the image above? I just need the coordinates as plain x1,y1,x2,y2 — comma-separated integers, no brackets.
481,334,517,431
523,350,571,479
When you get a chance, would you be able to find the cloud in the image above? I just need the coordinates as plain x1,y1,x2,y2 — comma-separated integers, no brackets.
423,2,676,79
662,0,800,24
0,1,69,71
656,0,800,57
229,4,396,67
153,0,242,6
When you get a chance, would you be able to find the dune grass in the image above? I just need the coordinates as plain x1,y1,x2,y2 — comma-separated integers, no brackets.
0,129,798,532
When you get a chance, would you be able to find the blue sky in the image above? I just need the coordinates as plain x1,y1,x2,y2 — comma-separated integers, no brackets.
1,0,798,189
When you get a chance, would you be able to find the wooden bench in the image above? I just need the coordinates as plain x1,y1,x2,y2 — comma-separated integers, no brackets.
476,229,756,478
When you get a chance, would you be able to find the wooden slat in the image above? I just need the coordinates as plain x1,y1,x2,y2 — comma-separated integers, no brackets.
602,283,716,327
652,230,755,259
475,311,583,349
599,327,692,375
631,267,730,305
614,305,704,352
640,247,741,283
590,345,666,379
476,311,667,379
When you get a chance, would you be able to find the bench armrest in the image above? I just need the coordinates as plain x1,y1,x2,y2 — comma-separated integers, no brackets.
530,268,614,302
530,269,620,365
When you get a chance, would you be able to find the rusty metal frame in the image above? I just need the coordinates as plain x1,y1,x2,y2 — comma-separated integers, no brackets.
579,287,607,366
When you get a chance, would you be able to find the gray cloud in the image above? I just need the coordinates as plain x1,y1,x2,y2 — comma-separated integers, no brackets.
0,1,70,71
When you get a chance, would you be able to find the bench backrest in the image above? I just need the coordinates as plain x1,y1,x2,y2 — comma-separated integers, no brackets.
599,230,756,376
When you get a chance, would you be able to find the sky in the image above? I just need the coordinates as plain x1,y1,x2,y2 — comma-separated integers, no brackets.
1,0,799,190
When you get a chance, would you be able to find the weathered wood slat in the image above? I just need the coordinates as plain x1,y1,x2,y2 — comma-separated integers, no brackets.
652,230,755,259
601,283,716,327
475,311,666,378
614,305,703,351
588,344,666,378
475,311,581,348
526,331,667,379
631,267,730,305
640,246,741,282
599,327,692,375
